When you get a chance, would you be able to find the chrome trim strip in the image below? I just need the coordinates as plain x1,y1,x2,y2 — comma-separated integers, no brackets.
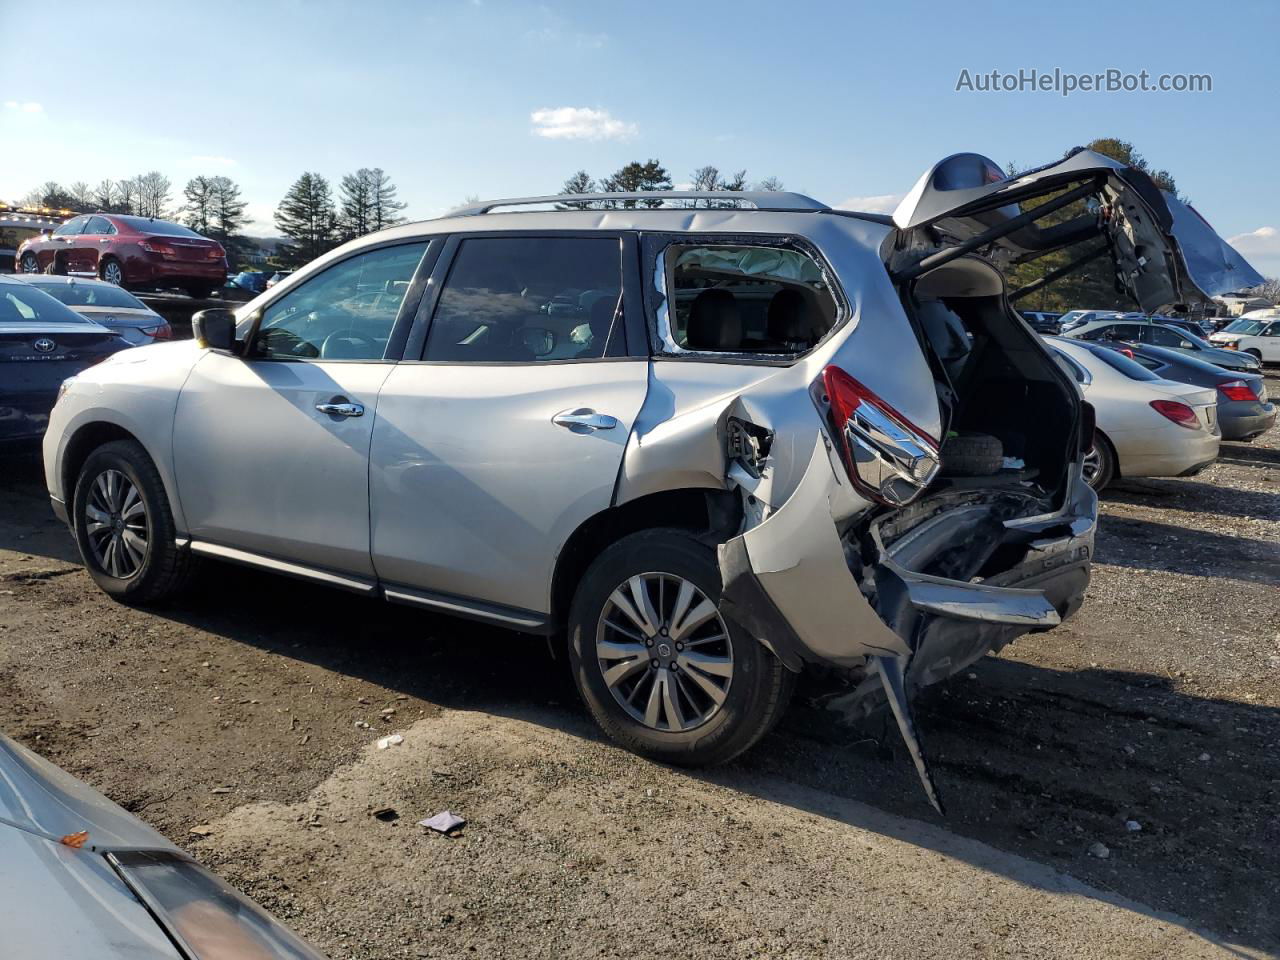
187,541,376,594
383,585,548,632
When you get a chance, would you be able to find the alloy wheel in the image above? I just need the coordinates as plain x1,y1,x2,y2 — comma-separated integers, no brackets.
595,572,733,732
1081,445,1101,486
84,469,148,579
102,260,123,285
20,254,38,274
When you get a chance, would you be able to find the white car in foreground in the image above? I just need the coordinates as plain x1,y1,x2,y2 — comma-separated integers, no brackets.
1048,338,1220,490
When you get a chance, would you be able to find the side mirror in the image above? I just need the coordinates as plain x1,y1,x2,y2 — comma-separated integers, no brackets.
1181,341,1194,349
192,308,237,352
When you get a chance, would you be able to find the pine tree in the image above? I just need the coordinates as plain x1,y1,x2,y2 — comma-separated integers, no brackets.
366,168,407,231
600,160,671,207
337,169,375,241
274,172,337,265
209,177,247,242
183,176,215,234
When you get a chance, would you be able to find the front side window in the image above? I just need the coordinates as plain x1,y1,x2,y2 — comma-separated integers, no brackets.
1146,325,1187,347
52,217,87,237
424,236,623,362
660,243,838,354
251,242,428,361
1261,323,1280,337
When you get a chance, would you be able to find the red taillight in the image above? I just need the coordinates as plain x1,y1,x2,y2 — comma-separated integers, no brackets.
1218,380,1255,402
1149,399,1200,429
1118,347,1135,358
142,322,173,340
139,239,176,260
207,244,224,260
820,365,941,505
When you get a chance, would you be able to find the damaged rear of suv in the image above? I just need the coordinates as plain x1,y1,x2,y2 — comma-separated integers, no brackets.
44,150,1261,810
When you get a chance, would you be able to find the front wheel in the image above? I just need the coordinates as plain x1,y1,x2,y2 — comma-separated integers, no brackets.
73,439,192,604
1245,349,1262,362
568,529,794,766
184,283,213,299
99,257,124,286
19,252,39,273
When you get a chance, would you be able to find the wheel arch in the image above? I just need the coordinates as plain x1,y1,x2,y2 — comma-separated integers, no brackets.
62,421,147,506
549,488,741,632
1094,426,1120,479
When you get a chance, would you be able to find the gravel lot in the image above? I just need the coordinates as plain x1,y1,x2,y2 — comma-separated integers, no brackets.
1,370,1276,959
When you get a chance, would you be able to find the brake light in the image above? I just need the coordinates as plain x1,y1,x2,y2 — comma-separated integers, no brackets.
1149,399,1200,429
139,240,177,260
1218,380,1256,402
1118,348,1135,359
141,322,173,340
207,244,225,260
819,365,941,506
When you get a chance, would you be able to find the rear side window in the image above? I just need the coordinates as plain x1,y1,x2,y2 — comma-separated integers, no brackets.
660,243,838,354
84,217,116,235
1081,343,1162,381
424,237,623,362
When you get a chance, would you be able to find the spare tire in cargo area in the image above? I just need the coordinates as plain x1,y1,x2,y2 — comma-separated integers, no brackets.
940,432,1004,476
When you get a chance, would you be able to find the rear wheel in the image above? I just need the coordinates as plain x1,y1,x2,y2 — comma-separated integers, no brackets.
99,257,124,286
568,529,794,766
73,440,191,604
1082,432,1117,491
19,252,39,273
184,283,213,299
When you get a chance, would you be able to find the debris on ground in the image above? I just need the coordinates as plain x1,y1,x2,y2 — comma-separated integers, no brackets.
1125,820,1142,832
419,811,465,835
1088,842,1110,859
372,807,399,822
189,824,215,837
376,734,404,750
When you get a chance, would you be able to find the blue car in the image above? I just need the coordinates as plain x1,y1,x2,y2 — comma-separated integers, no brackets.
0,275,132,444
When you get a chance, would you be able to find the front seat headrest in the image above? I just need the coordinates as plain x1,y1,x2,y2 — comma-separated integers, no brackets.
686,289,742,350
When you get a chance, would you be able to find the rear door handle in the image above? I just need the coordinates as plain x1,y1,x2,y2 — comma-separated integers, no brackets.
316,397,364,418
552,408,617,432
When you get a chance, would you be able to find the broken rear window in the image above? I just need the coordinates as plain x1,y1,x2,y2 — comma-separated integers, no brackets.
660,243,838,354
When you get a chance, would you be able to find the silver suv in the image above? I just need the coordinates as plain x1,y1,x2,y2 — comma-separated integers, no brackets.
43,150,1259,807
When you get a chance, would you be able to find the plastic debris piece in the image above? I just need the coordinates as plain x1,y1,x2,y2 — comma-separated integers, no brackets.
1125,820,1142,832
376,734,404,750
189,825,214,837
419,811,466,834
373,807,399,822
1088,842,1110,859
59,830,89,848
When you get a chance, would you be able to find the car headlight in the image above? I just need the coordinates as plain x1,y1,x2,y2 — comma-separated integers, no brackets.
107,851,327,960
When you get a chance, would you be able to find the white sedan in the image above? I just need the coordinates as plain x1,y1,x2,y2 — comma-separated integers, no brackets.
1048,337,1220,490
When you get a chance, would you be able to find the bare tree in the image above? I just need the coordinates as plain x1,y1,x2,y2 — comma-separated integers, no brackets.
134,171,173,218
753,176,785,192
93,179,119,211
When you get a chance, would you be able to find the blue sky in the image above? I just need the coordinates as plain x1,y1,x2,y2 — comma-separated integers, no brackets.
3,0,1278,274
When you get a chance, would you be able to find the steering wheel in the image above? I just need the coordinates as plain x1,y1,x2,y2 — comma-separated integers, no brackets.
320,330,380,359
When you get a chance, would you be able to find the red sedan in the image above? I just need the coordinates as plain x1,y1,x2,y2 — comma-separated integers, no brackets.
16,213,228,299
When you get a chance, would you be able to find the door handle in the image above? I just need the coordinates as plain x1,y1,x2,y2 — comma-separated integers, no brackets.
552,408,618,432
315,397,364,418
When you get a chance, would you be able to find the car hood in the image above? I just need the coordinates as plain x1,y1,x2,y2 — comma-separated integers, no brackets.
890,150,1263,313
0,734,178,852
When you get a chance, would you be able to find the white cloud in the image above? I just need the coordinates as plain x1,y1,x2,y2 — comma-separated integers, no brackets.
835,193,904,215
530,106,636,141
3,100,43,113
1228,226,1280,278
190,154,236,168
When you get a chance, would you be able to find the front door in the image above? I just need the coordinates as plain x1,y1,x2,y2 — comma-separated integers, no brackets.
172,241,432,576
370,233,649,616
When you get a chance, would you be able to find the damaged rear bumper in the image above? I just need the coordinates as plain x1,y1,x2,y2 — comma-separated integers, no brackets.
720,436,1095,684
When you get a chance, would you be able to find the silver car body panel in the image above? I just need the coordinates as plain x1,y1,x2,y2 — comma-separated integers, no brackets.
370,360,650,613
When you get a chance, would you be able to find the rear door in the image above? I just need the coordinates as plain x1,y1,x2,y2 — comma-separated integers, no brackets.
891,150,1264,313
370,232,649,619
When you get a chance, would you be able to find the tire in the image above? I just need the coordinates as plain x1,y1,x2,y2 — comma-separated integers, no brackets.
184,284,213,300
72,439,192,604
1245,349,1262,361
19,252,39,274
99,257,124,286
939,432,1004,476
568,528,794,766
1082,431,1117,491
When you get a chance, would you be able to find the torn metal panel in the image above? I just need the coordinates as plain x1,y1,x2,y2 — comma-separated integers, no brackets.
720,437,909,667
873,655,944,816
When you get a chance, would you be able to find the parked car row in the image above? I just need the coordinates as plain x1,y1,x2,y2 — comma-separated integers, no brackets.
16,214,229,299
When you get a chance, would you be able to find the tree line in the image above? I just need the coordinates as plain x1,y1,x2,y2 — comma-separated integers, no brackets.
558,160,784,207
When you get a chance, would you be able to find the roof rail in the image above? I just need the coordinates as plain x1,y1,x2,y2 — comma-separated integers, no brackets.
443,191,829,217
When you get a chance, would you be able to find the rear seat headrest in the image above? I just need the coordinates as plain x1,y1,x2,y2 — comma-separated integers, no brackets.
686,289,742,350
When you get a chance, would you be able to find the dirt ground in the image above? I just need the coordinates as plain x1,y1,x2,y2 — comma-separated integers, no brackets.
1,371,1277,959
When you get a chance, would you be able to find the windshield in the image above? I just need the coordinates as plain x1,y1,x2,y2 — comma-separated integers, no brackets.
1223,318,1267,334
23,281,148,310
1065,340,1162,381
114,216,206,239
0,284,95,324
